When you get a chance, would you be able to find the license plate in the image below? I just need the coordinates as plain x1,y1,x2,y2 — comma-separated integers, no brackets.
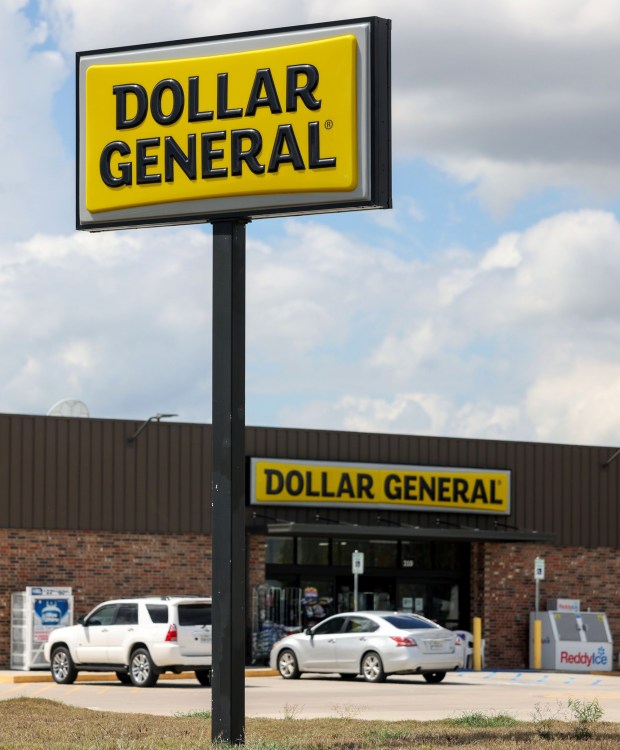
429,640,445,651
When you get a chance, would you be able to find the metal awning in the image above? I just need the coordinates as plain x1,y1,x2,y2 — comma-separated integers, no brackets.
263,521,555,543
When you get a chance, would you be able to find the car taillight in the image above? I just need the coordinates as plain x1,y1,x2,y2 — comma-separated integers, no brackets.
165,624,178,642
391,636,417,647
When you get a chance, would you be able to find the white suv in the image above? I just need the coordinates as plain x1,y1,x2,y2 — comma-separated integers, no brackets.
44,596,212,688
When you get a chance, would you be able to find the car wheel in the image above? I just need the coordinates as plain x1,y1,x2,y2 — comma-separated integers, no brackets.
340,673,357,680
361,651,386,683
129,648,159,688
115,671,132,685
277,649,301,679
195,669,212,686
423,671,446,684
51,646,78,685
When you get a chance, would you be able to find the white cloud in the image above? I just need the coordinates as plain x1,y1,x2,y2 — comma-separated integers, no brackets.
335,393,450,435
355,209,620,442
2,198,620,445
0,226,212,419
0,2,72,240
31,0,620,216
3,2,620,448
527,361,620,446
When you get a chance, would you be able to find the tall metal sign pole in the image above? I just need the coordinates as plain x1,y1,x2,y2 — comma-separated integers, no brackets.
211,220,246,744
76,17,390,746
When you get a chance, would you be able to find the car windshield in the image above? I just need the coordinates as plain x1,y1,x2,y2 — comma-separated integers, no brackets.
382,614,440,630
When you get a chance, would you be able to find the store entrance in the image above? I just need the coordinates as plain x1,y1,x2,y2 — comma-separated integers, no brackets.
336,576,395,612
396,581,460,629
261,536,470,635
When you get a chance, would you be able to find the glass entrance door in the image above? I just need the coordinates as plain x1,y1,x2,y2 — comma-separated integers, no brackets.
396,582,460,628
264,537,470,630
336,576,395,612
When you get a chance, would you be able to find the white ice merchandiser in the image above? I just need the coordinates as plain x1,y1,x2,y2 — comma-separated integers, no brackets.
530,609,613,672
11,587,73,670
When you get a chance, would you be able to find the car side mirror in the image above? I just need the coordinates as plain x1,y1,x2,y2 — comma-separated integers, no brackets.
305,627,314,637
78,616,86,625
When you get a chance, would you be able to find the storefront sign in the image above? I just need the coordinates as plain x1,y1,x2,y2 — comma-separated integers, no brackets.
547,599,580,613
250,459,511,514
76,18,391,230
557,643,612,671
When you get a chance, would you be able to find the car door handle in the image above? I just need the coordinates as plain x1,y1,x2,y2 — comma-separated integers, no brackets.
101,628,108,633
328,638,336,643
359,637,367,641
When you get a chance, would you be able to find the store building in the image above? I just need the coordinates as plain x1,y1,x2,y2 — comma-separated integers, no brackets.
0,411,619,670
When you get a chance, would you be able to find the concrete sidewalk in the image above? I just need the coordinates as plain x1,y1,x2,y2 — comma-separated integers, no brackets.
1,667,617,685
2,670,620,720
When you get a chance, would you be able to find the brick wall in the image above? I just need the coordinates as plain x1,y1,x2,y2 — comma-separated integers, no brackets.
0,528,217,668
472,542,620,669
3,528,619,671
0,528,274,670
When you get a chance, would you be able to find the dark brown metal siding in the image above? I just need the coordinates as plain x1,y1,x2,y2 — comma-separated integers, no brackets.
0,414,619,547
246,426,620,549
0,414,212,534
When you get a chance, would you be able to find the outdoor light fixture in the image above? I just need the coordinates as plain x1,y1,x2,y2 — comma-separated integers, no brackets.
127,412,178,444
602,447,620,468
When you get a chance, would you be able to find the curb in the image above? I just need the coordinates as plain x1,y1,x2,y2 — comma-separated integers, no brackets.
0,668,279,684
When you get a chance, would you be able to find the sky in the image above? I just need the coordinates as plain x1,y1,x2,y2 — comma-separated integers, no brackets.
3,0,620,447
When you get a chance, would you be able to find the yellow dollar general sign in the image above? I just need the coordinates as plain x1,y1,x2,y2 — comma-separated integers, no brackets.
250,459,511,515
77,18,391,230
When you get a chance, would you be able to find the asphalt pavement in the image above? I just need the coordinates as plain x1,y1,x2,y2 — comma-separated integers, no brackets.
0,669,619,721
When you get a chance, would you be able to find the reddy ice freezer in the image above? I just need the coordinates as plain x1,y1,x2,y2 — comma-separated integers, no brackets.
530,610,612,672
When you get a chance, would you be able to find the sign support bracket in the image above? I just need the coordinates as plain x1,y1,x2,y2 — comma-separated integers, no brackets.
211,219,247,745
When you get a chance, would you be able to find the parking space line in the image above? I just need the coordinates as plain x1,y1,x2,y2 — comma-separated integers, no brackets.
483,672,497,679
0,685,27,695
30,685,53,696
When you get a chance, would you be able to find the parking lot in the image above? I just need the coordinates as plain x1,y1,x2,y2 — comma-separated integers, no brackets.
1,670,619,721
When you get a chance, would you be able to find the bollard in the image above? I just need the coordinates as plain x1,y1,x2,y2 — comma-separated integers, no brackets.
532,618,542,669
472,617,482,671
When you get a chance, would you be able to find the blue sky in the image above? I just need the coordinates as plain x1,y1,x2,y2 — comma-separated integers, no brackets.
4,0,620,447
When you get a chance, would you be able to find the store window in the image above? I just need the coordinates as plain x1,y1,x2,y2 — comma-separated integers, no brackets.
400,541,432,570
396,582,427,615
301,580,335,627
332,539,397,567
434,542,464,571
332,539,355,566
297,537,329,565
265,537,294,565
427,583,459,628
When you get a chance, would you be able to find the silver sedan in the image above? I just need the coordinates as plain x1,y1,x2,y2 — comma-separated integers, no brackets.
269,611,463,683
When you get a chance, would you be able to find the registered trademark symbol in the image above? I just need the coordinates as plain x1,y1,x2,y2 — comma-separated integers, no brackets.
325,119,334,129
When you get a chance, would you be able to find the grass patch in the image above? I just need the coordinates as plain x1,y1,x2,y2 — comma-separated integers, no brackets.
0,697,618,749
174,710,212,719
449,711,519,728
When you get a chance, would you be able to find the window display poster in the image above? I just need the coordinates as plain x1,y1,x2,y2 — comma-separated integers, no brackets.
33,598,71,642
